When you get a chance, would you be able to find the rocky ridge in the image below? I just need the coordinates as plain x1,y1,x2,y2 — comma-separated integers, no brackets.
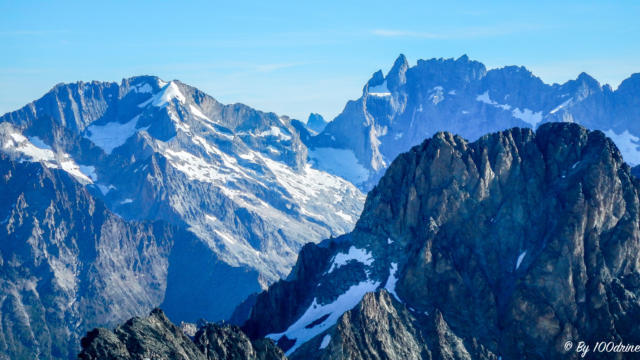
242,123,640,359
0,153,245,359
0,76,364,322
310,55,640,190
78,308,286,360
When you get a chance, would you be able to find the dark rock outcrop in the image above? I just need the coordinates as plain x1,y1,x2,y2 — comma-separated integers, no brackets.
0,153,261,359
78,309,286,360
244,123,640,359
78,309,203,360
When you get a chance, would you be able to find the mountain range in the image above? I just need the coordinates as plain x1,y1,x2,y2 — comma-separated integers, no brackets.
81,122,640,359
0,77,363,359
2,55,640,359
309,54,640,190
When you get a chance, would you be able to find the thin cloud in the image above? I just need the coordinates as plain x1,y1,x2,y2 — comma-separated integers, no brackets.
254,62,307,73
0,29,69,36
371,29,443,39
371,24,551,40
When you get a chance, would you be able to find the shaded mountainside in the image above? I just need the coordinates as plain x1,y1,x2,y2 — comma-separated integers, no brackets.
78,308,286,360
241,123,640,359
310,54,640,190
0,154,256,360
0,76,364,322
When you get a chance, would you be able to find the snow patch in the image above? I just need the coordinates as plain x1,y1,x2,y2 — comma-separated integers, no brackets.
319,334,331,349
327,246,374,273
79,165,97,182
6,132,55,162
97,184,116,195
256,126,292,141
131,83,153,94
309,147,370,185
334,210,353,223
4,133,93,183
550,98,573,114
604,129,640,165
189,104,213,122
28,136,51,150
85,115,141,154
60,159,93,183
512,108,543,127
384,262,401,301
516,251,527,270
266,279,380,355
476,91,511,110
430,86,444,104
152,82,186,107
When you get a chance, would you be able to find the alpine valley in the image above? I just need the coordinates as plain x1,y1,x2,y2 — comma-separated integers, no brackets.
1,55,640,360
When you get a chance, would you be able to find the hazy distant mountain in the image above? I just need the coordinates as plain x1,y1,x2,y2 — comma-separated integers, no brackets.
306,113,328,134
309,54,640,190
0,76,364,324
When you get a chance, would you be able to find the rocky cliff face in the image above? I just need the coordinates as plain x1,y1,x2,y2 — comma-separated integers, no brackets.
243,123,640,359
0,154,189,359
310,55,640,190
78,309,286,360
0,76,364,322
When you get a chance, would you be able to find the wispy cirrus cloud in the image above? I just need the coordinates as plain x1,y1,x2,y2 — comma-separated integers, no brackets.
0,29,69,36
371,24,552,40
371,29,444,39
254,62,307,73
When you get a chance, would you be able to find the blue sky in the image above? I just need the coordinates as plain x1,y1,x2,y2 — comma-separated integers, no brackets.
1,1,638,121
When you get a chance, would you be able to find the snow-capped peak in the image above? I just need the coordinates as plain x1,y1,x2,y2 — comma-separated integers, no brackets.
152,81,186,107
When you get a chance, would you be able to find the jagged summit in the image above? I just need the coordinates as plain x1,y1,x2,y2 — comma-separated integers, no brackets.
0,74,365,359
243,122,640,358
306,113,327,134
308,54,640,190
78,308,286,360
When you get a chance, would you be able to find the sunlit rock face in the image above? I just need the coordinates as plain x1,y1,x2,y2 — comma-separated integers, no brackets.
244,123,640,359
0,76,365,321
